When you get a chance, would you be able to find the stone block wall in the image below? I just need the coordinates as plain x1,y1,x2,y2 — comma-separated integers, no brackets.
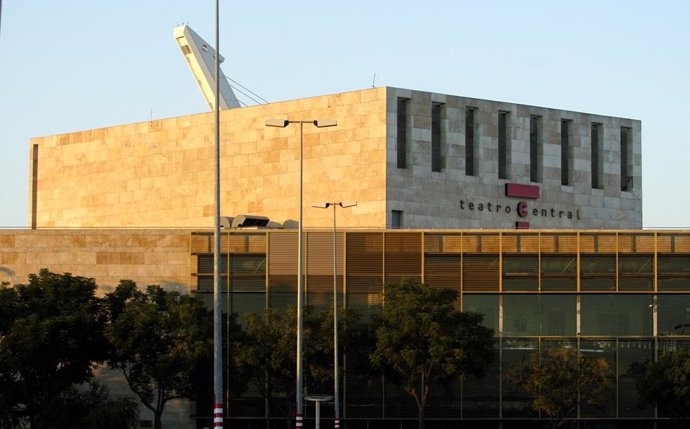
30,88,388,229
386,87,642,229
0,229,194,293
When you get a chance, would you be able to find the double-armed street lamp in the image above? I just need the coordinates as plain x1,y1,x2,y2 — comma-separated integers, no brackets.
265,118,338,429
312,201,357,429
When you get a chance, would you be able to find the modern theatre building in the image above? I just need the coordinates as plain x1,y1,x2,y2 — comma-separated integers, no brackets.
3,87,685,428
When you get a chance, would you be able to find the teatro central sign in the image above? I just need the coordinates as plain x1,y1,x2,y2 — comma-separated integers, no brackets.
458,199,582,220
458,183,583,228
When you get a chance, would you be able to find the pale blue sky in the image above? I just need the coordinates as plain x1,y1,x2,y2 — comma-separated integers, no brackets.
1,1,689,228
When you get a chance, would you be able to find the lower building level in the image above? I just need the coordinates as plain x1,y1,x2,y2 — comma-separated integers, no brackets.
2,228,689,427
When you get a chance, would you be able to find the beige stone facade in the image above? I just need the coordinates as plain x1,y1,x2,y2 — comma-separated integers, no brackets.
29,88,388,229
29,87,641,230
0,229,194,293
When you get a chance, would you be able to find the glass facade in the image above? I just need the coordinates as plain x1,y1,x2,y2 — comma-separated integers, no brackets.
193,230,690,427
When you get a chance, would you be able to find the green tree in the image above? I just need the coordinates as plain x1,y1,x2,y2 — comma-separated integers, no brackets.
509,347,613,429
236,306,365,420
40,382,140,429
636,348,690,428
236,308,296,417
0,270,108,428
305,306,367,395
105,281,214,429
370,280,495,429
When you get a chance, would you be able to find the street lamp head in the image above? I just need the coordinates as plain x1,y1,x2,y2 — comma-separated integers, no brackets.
265,118,289,128
312,202,331,209
314,119,337,128
339,201,357,208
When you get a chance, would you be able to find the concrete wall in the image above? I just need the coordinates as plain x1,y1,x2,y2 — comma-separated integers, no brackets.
386,87,642,229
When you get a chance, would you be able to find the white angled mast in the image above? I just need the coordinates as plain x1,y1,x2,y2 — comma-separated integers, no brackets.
174,24,241,110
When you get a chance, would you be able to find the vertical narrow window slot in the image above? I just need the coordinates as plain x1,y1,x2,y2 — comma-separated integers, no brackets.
431,102,443,172
498,111,510,179
397,98,408,169
392,210,403,228
561,120,571,186
530,115,542,182
31,144,39,229
591,123,602,189
621,126,632,191
465,107,476,176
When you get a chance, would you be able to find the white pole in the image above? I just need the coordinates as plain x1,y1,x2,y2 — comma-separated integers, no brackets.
296,121,305,429
333,203,340,429
315,400,321,429
212,0,224,427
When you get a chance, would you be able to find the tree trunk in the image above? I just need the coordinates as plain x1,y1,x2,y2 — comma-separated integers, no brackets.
417,370,426,429
154,409,163,429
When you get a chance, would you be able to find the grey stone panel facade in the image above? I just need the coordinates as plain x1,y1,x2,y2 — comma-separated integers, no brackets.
386,87,642,229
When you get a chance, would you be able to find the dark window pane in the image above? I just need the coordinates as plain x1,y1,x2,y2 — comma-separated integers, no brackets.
529,116,541,182
465,108,475,176
463,294,499,332
502,338,538,418
658,255,690,291
503,295,540,336
580,255,616,291
618,255,653,291
267,292,296,310
503,295,576,336
432,103,443,172
463,339,499,418
658,294,690,335
579,340,616,418
581,294,653,336
618,340,655,417
541,295,576,336
591,123,602,189
498,112,509,180
391,210,403,228
463,255,499,291
231,277,265,292
197,276,213,293
621,126,631,191
424,254,460,290
229,293,265,322
231,255,266,273
540,255,577,291
502,255,538,291
198,254,229,274
346,292,382,323
561,120,570,186
397,98,408,169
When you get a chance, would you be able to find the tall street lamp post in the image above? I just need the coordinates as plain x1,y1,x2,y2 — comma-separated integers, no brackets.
212,1,223,427
312,201,357,429
265,119,338,429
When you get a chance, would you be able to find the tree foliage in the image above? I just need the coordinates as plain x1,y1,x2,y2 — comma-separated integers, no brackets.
236,308,296,416
370,280,495,429
509,347,613,428
636,347,690,427
105,281,214,429
39,382,139,429
236,305,365,418
0,269,109,428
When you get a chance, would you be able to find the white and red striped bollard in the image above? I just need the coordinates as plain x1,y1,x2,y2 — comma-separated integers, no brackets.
334,417,340,429
295,413,303,429
213,403,223,428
